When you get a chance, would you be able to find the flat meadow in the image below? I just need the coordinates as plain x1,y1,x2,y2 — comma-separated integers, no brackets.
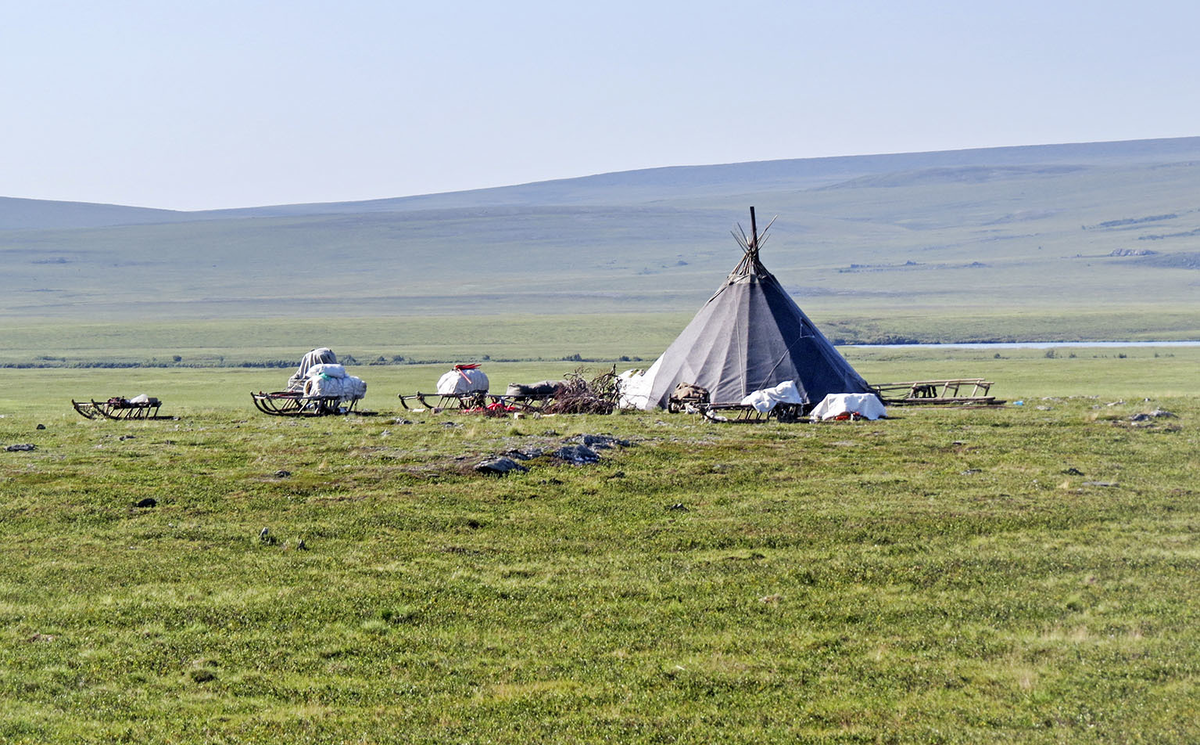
1,348,1197,743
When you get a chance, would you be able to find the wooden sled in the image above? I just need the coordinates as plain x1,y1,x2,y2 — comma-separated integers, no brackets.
701,402,805,423
489,393,557,414
73,396,170,420
398,391,489,412
252,391,363,417
871,379,1005,407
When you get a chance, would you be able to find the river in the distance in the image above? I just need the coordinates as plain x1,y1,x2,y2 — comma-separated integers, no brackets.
846,341,1200,349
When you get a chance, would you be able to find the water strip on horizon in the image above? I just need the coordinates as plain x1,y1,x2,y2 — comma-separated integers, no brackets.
847,341,1200,350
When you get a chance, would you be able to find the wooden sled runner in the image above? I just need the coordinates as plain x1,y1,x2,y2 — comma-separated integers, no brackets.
871,379,1005,407
700,402,805,423
252,391,363,417
73,396,170,420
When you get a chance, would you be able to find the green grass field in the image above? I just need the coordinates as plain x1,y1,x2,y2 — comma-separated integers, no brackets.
2,310,1198,372
1,348,1197,743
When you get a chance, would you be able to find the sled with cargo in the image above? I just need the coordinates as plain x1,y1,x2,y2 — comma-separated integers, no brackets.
72,395,170,420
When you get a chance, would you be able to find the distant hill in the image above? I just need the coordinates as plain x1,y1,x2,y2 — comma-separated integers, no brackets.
8,136,1200,229
0,196,187,231
4,136,1200,338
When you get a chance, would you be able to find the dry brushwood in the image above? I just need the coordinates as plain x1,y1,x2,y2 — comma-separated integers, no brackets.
544,367,619,415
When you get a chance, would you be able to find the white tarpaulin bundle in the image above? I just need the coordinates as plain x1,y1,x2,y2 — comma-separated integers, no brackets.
739,380,805,413
436,365,489,395
288,348,339,391
298,361,367,402
810,392,886,421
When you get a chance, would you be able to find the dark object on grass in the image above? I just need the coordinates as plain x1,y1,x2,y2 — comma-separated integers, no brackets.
1131,409,1175,422
36,423,45,430
6,443,36,452
1063,467,1084,476
189,669,216,683
1083,481,1118,488
667,503,689,511
504,448,544,461
295,538,307,550
274,469,291,478
119,435,136,441
572,433,630,450
135,497,157,508
555,444,601,464
475,457,529,476
259,527,277,545
506,380,566,397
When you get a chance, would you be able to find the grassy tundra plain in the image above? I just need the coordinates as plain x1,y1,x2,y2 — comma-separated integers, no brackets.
1,348,1197,743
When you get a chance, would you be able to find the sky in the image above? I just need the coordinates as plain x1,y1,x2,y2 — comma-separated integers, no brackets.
3,0,1199,211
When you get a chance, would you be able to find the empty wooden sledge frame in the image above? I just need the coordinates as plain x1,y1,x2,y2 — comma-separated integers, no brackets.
73,396,169,420
700,402,805,423
398,391,489,412
487,392,557,414
871,379,1004,406
252,390,362,417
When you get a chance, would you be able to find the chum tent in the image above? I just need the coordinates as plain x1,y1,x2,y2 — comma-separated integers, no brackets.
622,208,871,410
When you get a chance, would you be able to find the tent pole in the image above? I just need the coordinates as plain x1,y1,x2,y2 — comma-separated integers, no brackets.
749,206,758,251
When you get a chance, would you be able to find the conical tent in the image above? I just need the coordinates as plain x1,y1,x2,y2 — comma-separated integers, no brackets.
629,209,871,409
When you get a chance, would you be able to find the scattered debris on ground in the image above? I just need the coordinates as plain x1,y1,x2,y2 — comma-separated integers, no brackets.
5,443,36,452
1131,409,1176,422
472,432,633,476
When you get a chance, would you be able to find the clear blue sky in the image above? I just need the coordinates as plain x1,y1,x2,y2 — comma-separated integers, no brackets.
4,0,1198,211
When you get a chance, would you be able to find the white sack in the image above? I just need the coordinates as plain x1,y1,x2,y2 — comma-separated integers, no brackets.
303,374,367,401
436,367,489,395
739,380,805,413
810,392,886,421
307,363,346,379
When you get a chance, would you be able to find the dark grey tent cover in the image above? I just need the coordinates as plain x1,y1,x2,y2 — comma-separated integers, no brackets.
639,251,870,408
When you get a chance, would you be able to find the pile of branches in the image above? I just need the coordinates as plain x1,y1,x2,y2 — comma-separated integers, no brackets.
544,367,619,415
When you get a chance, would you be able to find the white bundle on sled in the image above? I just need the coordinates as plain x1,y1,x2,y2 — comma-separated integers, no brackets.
740,380,805,413
436,364,489,395
301,363,367,401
